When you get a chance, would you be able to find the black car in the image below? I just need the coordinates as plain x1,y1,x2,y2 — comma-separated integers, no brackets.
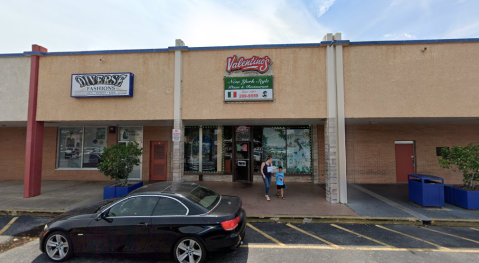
39,182,246,262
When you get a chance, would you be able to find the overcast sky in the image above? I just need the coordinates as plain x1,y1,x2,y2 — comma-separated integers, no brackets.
1,0,478,53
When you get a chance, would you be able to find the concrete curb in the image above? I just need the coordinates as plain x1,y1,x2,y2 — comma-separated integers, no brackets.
430,218,479,227
246,215,423,225
2,210,479,227
0,210,64,218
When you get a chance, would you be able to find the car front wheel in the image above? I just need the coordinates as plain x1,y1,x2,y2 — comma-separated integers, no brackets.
44,231,74,262
174,237,206,263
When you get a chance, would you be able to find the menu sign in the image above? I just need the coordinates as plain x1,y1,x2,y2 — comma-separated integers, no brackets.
224,76,273,102
71,72,134,98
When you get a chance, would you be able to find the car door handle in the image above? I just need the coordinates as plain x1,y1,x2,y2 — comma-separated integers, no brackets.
138,222,149,227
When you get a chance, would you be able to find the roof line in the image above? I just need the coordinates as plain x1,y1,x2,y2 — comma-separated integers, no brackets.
349,38,479,46
2,38,479,57
0,53,25,58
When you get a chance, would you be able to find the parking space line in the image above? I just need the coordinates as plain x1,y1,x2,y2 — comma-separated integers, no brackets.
286,223,340,248
241,244,479,253
423,227,479,245
247,223,285,246
0,217,18,235
471,228,479,232
375,225,450,251
330,224,396,248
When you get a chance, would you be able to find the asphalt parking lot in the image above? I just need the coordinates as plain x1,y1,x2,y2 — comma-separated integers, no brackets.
1,216,479,262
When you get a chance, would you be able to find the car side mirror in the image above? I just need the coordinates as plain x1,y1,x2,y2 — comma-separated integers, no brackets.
96,211,113,223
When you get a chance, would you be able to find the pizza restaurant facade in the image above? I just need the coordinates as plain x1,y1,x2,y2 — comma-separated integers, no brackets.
1,34,479,203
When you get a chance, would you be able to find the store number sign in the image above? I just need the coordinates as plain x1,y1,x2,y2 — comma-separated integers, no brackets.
224,76,273,102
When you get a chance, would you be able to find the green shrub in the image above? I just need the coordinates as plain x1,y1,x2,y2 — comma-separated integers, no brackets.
98,142,143,186
439,144,479,190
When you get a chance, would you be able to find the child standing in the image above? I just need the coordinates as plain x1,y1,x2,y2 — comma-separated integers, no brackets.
275,166,285,199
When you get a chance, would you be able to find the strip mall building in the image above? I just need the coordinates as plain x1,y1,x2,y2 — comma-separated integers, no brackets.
1,34,479,203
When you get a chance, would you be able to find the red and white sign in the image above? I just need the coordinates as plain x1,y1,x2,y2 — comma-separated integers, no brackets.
226,55,271,73
172,129,181,142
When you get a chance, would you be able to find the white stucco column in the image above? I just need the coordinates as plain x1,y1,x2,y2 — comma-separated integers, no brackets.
324,33,339,203
334,33,347,204
324,32,348,203
172,39,186,182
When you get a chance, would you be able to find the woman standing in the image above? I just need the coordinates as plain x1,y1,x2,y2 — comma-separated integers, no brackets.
261,156,273,201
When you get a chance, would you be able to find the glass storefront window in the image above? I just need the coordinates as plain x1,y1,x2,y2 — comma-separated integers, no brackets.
57,127,108,169
57,128,84,168
263,128,287,172
253,127,263,173
184,127,222,172
286,129,311,174
262,127,311,174
223,126,233,172
82,127,107,168
118,127,143,180
184,128,200,172
201,128,218,171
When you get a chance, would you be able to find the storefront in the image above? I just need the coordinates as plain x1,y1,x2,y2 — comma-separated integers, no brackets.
2,35,479,203
183,126,314,183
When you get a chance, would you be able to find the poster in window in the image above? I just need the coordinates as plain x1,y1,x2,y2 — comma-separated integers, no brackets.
286,129,311,174
262,128,286,171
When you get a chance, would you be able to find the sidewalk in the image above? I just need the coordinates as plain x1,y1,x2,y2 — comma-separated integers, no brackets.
347,183,479,225
0,180,112,215
0,180,478,226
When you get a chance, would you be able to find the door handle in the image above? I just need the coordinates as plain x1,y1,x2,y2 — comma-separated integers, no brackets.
138,222,149,226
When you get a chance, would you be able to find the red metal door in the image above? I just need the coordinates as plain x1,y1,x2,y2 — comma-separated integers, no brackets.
395,143,415,183
150,141,168,181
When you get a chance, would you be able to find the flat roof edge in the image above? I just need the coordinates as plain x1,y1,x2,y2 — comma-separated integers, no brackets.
0,53,26,58
349,38,479,46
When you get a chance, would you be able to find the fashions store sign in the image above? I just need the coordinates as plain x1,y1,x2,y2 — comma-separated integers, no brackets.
71,73,134,98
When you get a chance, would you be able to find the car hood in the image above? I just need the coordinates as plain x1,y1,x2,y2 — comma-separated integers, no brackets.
49,198,116,224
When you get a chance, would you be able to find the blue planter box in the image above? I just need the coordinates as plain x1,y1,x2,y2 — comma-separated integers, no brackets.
408,174,444,207
444,185,479,210
103,181,144,199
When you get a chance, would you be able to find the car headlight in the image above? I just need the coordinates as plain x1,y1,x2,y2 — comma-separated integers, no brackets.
44,224,48,230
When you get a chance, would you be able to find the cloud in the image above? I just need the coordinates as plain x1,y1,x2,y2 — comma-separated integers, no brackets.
383,33,417,40
443,22,479,38
314,0,337,18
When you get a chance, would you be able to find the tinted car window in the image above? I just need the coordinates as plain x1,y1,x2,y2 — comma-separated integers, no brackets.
152,197,187,216
184,185,220,210
108,196,159,217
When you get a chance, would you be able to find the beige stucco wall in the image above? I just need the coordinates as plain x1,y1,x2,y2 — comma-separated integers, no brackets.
344,43,479,118
182,47,327,120
37,52,175,121
0,57,30,122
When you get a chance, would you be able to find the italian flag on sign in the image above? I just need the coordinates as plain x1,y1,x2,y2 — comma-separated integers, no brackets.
228,91,237,98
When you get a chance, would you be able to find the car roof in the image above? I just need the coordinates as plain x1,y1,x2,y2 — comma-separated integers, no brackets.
129,182,201,197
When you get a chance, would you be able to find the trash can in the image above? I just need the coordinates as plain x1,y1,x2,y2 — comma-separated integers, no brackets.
408,174,445,207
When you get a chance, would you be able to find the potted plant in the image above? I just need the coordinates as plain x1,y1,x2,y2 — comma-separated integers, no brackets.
98,141,143,199
439,144,479,209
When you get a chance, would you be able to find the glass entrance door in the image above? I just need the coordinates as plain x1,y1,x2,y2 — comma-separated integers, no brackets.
235,142,250,181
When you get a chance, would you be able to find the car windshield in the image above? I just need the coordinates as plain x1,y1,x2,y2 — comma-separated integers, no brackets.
184,185,220,211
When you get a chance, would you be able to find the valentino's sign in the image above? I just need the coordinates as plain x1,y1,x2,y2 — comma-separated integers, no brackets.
71,72,134,98
226,55,271,73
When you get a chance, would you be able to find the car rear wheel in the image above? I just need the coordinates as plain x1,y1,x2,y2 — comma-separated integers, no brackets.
44,231,74,262
174,237,206,263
